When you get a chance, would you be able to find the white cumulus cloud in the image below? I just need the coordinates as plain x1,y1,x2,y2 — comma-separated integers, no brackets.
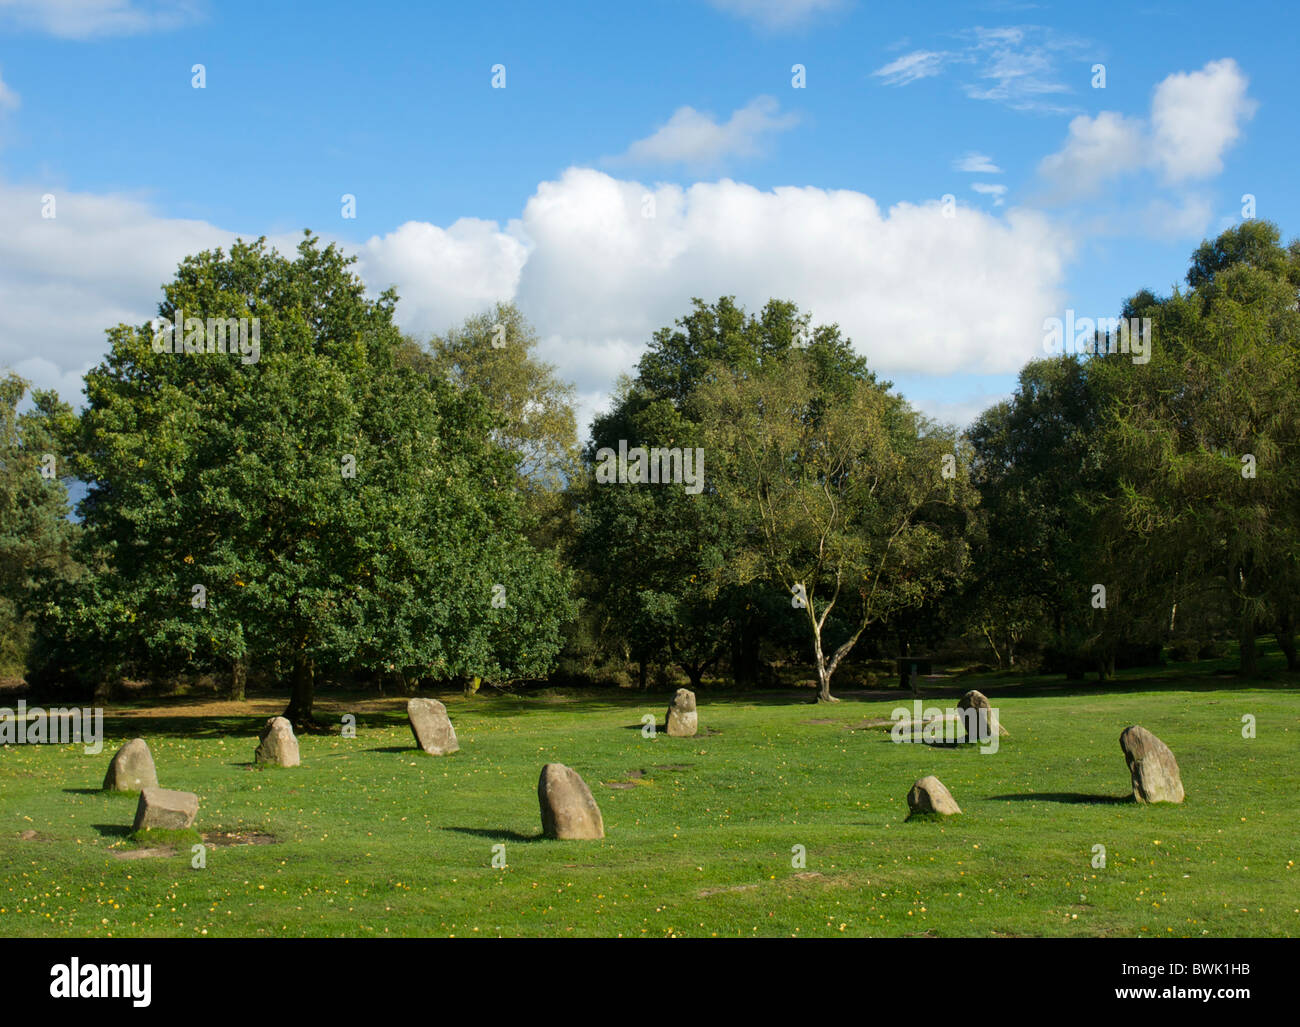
0,180,234,403
3,168,1072,438
1150,58,1258,183
1039,59,1256,199
357,219,530,339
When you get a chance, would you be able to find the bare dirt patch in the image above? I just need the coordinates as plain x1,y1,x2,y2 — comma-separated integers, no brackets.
602,769,646,789
114,846,176,860
109,829,278,860
202,830,277,848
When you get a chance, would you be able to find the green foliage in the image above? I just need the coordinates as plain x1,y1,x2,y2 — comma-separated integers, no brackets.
1105,221,1300,674
0,373,82,678
49,234,574,715
693,348,977,699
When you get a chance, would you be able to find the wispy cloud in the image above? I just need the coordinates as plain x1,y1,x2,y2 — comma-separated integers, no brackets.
608,96,799,169
706,0,848,30
954,152,1002,173
873,50,950,86
872,25,1094,114
971,182,1008,206
0,0,202,39
0,68,18,111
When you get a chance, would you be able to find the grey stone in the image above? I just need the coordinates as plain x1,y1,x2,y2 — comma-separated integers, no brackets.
907,775,962,815
1120,725,1184,804
102,738,159,792
255,716,300,767
538,763,604,840
666,688,698,737
407,697,459,755
132,787,198,831
957,690,1009,740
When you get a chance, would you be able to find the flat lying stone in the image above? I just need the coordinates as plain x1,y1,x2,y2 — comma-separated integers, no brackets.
132,787,198,831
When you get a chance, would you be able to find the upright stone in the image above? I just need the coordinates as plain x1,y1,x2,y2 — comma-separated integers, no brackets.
132,787,198,831
666,688,698,737
538,763,605,840
407,697,459,755
907,775,962,815
957,689,1009,740
1119,725,1185,804
255,716,300,767
102,738,159,792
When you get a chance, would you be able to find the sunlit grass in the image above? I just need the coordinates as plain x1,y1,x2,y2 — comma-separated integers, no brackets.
1,669,1296,938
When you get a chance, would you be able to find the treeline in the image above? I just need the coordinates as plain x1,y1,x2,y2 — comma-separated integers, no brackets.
1,222,1296,724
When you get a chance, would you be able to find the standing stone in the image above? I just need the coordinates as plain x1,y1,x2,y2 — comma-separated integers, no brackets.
907,775,962,815
102,738,159,792
538,763,605,840
1120,725,1185,804
132,787,198,831
666,688,698,737
255,716,300,767
407,697,459,755
957,689,1009,740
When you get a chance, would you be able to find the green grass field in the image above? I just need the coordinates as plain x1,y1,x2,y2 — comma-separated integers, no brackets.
2,668,1297,938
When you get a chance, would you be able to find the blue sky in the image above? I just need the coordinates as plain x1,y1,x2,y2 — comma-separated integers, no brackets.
1,0,1295,434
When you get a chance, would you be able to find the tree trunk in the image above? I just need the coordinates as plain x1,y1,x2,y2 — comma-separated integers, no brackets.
229,655,248,702
812,627,838,703
638,659,648,692
981,625,1003,670
1276,609,1298,672
730,616,760,688
283,653,318,731
1238,613,1259,677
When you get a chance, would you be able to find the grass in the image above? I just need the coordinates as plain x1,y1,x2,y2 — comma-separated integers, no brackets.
1,665,1297,938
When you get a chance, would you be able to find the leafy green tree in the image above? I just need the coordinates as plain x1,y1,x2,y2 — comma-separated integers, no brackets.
0,374,81,678
577,382,729,690
1105,222,1300,675
60,234,574,726
576,297,877,691
693,350,976,702
421,302,580,507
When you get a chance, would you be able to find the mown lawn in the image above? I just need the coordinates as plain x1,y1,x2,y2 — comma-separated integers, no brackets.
1,672,1297,938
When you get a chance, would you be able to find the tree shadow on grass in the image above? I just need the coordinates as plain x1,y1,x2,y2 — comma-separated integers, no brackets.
444,826,542,843
987,792,1133,805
